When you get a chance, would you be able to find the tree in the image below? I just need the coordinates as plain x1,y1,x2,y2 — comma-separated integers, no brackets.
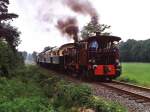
0,0,20,50
0,0,18,22
0,40,24,75
80,18,111,39
32,51,37,62
0,0,23,76
21,51,28,60
43,46,56,52
0,23,21,50
119,39,150,62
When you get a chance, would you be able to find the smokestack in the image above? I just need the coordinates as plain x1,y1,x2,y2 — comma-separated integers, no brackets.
96,32,101,36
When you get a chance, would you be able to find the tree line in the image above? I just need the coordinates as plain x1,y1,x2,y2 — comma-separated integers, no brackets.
119,39,150,62
0,0,24,76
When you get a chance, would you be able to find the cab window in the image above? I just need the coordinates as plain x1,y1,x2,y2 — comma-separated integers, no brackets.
89,40,98,49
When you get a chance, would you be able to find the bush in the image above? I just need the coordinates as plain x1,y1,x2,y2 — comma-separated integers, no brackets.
0,41,24,77
53,82,92,108
0,70,55,112
0,97,55,112
89,96,126,112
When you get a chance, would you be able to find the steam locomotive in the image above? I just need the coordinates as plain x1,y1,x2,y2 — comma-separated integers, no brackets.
36,33,121,81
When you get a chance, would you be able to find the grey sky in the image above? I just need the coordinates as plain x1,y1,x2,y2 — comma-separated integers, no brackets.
8,0,150,53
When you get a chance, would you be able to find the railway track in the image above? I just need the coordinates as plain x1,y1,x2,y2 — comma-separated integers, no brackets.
99,81,150,103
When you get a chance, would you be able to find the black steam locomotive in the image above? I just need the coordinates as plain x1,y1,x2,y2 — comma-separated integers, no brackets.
37,33,121,81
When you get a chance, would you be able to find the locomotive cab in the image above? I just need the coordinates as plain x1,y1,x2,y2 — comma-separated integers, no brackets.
79,35,121,80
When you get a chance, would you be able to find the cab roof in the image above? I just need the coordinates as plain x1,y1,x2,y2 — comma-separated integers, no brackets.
81,35,121,42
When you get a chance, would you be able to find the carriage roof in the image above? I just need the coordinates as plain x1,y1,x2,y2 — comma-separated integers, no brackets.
59,43,75,50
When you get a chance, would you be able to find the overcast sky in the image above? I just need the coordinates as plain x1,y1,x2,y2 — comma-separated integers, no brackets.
8,0,150,53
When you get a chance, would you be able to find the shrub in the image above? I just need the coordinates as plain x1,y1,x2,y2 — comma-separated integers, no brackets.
53,82,92,108
0,72,55,112
0,41,24,77
88,96,127,112
0,97,55,112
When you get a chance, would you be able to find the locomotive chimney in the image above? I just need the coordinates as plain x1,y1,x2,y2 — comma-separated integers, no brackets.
96,32,101,36
73,33,78,43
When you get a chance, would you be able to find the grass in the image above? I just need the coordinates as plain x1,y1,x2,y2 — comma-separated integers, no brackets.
0,65,127,112
117,63,150,87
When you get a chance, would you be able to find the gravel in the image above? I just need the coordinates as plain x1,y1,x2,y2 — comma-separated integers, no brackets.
91,83,150,112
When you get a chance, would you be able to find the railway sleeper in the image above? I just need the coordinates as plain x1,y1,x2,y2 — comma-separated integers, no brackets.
135,99,146,103
121,94,130,98
128,97,139,101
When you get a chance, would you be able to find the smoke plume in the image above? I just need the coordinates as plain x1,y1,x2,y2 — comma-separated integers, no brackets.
38,0,99,41
56,17,79,42
57,0,98,42
64,0,98,18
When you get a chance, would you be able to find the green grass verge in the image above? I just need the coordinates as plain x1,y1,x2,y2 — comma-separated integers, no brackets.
0,65,127,112
117,63,150,87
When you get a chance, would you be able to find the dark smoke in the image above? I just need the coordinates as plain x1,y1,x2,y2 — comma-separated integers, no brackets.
63,0,98,21
56,0,98,42
38,0,99,42
56,17,79,42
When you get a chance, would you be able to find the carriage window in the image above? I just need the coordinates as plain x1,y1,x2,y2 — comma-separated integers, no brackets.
89,41,98,49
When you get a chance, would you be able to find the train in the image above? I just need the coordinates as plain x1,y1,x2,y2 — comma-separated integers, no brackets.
36,33,121,81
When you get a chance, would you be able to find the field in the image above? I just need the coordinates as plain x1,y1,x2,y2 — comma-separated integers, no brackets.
117,63,150,87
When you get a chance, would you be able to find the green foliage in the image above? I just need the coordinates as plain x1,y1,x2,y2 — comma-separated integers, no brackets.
81,19,111,39
0,0,9,13
0,78,43,99
0,0,20,50
0,66,63,112
0,0,18,21
32,51,37,62
0,23,21,50
118,63,150,87
53,82,92,108
0,0,23,77
0,41,14,75
0,97,55,112
89,96,126,112
0,41,12,66
118,77,137,84
0,67,55,112
0,41,24,76
11,65,48,84
21,51,27,60
120,39,150,62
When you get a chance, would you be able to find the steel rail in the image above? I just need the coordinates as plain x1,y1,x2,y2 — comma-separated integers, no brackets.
112,80,150,91
99,82,150,103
